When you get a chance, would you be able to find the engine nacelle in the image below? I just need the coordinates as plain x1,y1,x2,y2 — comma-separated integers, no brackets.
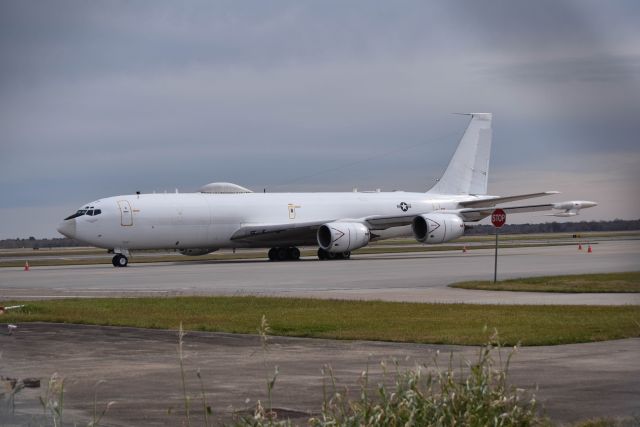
317,222,370,253
179,248,219,256
412,213,464,244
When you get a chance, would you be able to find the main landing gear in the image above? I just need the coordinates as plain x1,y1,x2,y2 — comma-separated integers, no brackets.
268,246,301,261
317,248,351,260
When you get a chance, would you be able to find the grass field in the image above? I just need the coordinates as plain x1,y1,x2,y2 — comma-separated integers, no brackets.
450,272,640,293
2,297,638,346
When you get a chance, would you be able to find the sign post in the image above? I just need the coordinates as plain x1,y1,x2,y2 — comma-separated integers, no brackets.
491,208,506,283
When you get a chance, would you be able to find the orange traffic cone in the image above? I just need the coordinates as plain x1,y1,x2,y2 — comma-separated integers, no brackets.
587,245,592,253
578,243,582,250
24,261,30,271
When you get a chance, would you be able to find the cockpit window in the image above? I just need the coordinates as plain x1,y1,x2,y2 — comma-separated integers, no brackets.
64,209,88,220
64,208,102,220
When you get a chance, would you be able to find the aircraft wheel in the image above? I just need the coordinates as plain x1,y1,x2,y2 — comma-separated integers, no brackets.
268,248,277,261
317,248,327,260
326,251,337,260
288,247,300,260
342,251,351,260
277,247,288,261
113,254,128,267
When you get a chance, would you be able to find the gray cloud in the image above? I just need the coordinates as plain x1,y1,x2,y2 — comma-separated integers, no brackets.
1,1,639,238
479,54,640,84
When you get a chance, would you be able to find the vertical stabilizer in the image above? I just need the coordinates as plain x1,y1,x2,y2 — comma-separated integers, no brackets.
428,113,492,195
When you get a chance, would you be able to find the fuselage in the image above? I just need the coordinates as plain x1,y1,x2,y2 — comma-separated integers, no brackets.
58,191,479,251
54,114,597,267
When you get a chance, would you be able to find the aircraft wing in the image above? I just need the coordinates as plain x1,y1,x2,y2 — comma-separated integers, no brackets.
456,203,560,221
458,191,559,208
457,200,597,221
363,215,415,229
229,199,596,244
230,214,416,245
364,195,564,227
365,199,592,225
230,221,327,245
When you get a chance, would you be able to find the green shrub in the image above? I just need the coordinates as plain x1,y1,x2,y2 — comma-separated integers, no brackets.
309,343,541,426
235,330,544,427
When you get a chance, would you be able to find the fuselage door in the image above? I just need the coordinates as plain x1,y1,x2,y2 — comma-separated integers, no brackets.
117,200,133,226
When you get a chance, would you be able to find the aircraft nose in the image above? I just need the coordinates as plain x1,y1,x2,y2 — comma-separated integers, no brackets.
57,219,76,238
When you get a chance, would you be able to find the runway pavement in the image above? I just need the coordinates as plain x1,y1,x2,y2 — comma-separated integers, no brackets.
1,240,639,304
1,323,638,425
1,243,639,425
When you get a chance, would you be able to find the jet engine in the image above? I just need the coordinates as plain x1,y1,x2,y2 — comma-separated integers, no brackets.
179,248,219,256
412,213,464,244
317,222,370,253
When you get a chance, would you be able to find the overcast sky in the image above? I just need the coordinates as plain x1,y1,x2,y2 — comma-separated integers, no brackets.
1,1,639,238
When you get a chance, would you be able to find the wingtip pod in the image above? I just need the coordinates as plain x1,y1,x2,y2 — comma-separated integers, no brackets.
552,201,598,210
548,200,598,217
545,212,578,217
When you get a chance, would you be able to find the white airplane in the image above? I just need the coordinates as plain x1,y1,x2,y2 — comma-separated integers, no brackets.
57,113,597,267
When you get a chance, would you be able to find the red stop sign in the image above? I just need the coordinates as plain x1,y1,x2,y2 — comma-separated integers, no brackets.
491,208,506,228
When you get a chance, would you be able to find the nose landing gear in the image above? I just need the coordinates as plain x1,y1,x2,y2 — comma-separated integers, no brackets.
111,249,130,267
112,254,128,267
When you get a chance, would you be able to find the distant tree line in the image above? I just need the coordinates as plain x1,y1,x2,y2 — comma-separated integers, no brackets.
1,219,638,249
0,237,85,249
465,219,640,235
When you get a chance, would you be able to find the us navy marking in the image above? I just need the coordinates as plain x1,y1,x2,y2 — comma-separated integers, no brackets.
397,202,411,212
